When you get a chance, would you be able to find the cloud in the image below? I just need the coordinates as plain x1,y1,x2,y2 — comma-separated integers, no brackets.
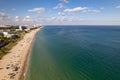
45,17,57,22
43,16,83,22
0,12,6,17
0,12,9,21
53,3,64,9
15,16,20,22
100,7,105,10
0,12,18,25
0,12,38,25
57,16,83,22
88,10,101,14
15,16,19,19
15,16,34,22
12,8,16,11
59,0,69,3
63,7,101,14
116,6,120,8
28,8,45,13
58,12,65,15
22,16,33,22
64,7,88,12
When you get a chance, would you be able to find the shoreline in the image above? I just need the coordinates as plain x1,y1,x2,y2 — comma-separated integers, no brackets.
0,27,41,80
20,28,39,80
19,36,34,80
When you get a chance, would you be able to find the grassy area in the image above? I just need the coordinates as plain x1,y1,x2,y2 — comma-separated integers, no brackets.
0,31,26,59
0,26,40,59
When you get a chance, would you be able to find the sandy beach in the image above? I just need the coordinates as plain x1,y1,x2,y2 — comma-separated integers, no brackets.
0,28,40,80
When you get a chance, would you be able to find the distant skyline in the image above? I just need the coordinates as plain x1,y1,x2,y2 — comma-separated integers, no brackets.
0,0,120,25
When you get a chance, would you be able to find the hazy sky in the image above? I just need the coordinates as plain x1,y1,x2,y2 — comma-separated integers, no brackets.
0,0,120,25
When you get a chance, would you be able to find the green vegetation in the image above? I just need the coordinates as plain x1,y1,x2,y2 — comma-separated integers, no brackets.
0,30,25,59
0,26,40,59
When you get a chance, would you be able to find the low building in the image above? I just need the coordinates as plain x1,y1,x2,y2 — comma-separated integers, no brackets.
24,28,30,32
2,32,13,38
34,24,42,27
19,26,23,31
2,32,8,37
15,26,27,31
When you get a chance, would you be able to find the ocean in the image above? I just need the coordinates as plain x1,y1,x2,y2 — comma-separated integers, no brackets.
25,25,120,80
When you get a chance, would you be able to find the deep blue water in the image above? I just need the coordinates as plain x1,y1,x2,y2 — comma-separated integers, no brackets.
26,25,120,80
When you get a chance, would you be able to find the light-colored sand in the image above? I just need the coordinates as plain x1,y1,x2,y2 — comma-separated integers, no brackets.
0,28,40,80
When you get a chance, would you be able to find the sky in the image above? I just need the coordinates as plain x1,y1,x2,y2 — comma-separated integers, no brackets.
0,0,120,25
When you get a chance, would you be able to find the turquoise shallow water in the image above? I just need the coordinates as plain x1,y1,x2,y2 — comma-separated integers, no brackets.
25,25,120,80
